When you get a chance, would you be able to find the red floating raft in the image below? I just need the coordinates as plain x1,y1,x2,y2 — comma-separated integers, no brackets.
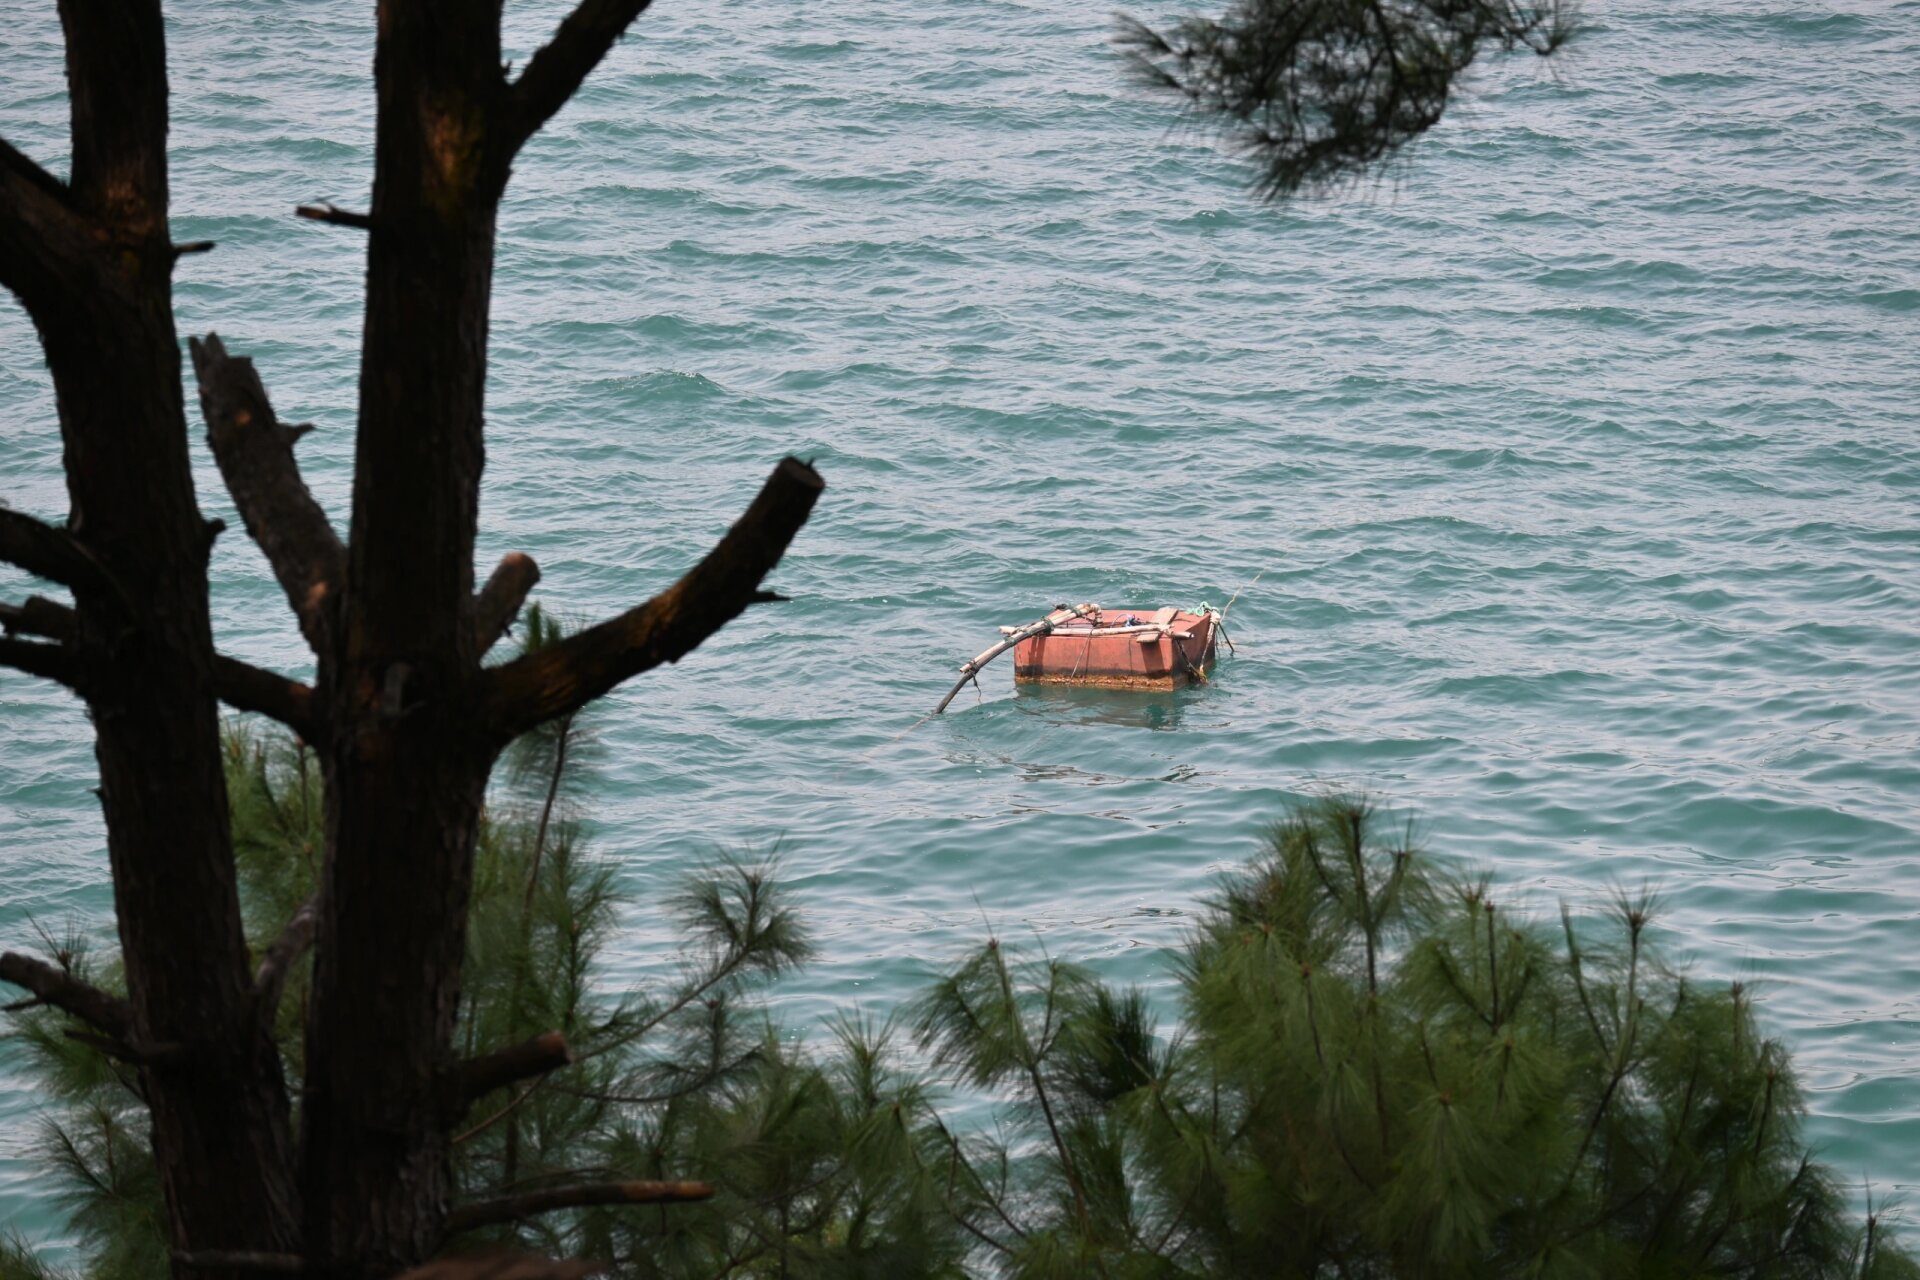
933,602,1224,713
1015,605,1220,690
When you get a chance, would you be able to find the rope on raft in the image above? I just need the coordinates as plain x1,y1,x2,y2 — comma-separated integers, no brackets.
931,602,1098,715
999,622,1202,639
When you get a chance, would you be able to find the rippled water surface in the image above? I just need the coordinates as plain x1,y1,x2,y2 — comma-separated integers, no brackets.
2,0,1917,1236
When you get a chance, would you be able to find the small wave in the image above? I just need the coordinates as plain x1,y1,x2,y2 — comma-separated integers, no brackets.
768,39,859,60
593,369,729,403
1859,288,1920,313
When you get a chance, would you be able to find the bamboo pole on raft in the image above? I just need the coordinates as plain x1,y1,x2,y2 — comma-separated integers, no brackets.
931,603,1097,714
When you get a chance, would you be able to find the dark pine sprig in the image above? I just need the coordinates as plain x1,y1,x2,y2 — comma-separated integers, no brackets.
1116,0,1574,198
912,796,1918,1278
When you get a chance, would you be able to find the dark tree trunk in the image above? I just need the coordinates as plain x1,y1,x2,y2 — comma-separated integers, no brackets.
48,299,302,1271
1,1,816,1275
298,5,506,1268
2,0,302,1266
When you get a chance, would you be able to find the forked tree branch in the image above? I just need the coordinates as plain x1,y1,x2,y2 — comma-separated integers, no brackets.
481,457,822,740
2,595,318,737
444,1030,574,1114
4,2,172,303
445,1180,713,1234
189,334,346,653
0,596,77,641
0,952,133,1036
0,507,108,592
0,599,82,693
0,636,82,690
0,137,70,210
471,552,542,655
506,0,658,151
0,137,96,309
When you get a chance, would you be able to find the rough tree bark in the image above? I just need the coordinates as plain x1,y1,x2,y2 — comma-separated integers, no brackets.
0,2,302,1267
1,1,819,1276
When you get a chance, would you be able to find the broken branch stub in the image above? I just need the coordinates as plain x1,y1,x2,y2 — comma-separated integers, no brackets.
482,456,823,739
190,333,346,653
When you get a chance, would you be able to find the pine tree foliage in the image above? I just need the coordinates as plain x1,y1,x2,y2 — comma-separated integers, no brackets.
915,797,1917,1279
1,614,825,1274
1115,1,1574,197
3,918,164,1280
4,756,1910,1277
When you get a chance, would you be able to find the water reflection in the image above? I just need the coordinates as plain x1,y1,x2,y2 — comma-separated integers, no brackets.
1013,683,1190,731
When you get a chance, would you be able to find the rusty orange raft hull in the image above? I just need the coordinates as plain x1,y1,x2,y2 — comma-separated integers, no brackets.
1013,606,1219,691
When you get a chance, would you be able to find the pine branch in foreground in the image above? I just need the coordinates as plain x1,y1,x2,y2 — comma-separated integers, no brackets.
5,770,1910,1278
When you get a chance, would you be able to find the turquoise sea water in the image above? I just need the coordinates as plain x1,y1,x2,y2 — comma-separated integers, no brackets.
2,0,1917,1240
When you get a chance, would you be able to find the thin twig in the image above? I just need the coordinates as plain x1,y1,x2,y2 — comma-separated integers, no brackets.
295,203,373,230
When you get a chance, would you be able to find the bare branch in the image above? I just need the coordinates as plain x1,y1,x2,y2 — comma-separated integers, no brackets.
482,457,822,739
295,203,374,230
172,240,216,257
471,552,541,655
0,137,97,308
2,594,317,735
251,895,319,1019
445,1030,574,1113
212,655,320,740
0,595,76,642
189,334,346,652
0,951,132,1036
0,636,81,690
0,137,69,209
0,507,107,591
445,1180,713,1234
507,0,658,151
